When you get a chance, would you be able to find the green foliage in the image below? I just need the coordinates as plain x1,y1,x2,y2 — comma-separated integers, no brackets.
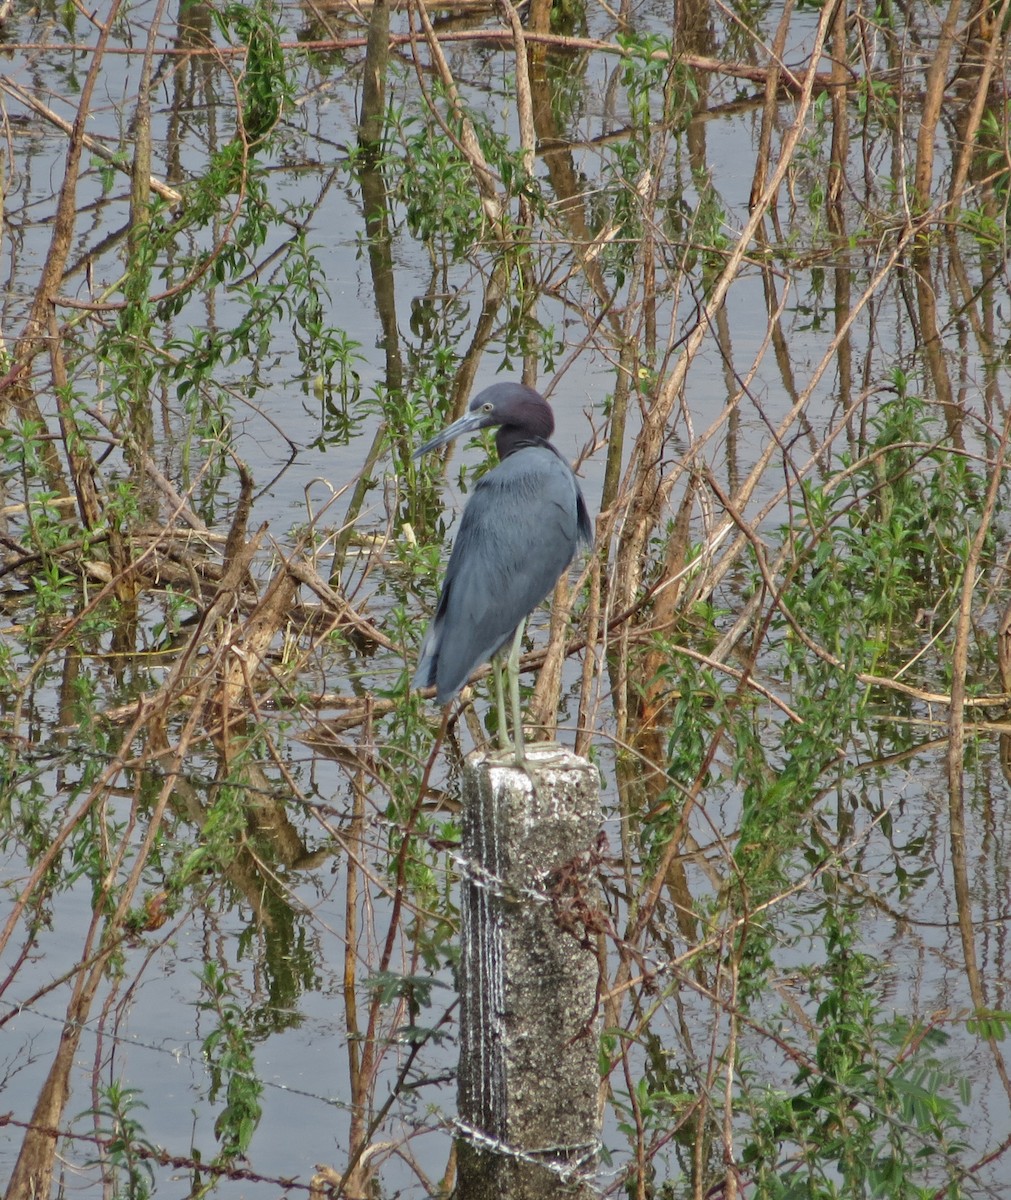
662,659,723,794
623,374,995,1194
617,31,700,137
364,969,453,1043
214,1,290,146
387,80,542,260
0,419,82,635
607,1028,695,1140
379,697,459,882
176,775,249,886
786,375,984,682
976,102,1011,218
683,168,732,283
617,32,672,130
198,962,264,1160
717,378,990,989
740,905,970,1198
856,76,900,124
391,104,492,256
84,1082,158,1200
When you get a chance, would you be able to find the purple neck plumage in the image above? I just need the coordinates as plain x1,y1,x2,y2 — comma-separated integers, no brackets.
495,396,555,460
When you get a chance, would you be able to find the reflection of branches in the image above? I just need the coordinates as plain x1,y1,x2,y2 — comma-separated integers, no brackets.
3,699,202,1196
2,0,1011,1194
605,0,841,749
0,78,182,204
9,0,122,377
410,0,505,233
946,399,1011,1105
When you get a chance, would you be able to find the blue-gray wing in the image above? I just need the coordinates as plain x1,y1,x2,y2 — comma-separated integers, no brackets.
414,446,588,703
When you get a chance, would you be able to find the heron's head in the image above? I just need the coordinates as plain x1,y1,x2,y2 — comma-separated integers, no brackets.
413,383,554,459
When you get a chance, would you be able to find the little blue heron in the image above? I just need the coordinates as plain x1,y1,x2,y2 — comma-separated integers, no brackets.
413,382,593,766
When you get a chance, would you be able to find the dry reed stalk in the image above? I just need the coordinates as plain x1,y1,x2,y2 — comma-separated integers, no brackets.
914,0,964,210
826,0,850,217
0,26,859,93
749,0,794,213
948,0,1011,205
0,78,183,204
607,0,842,733
9,0,124,388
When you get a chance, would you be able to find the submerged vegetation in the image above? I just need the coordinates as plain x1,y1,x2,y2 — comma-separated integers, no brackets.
1,0,1011,1196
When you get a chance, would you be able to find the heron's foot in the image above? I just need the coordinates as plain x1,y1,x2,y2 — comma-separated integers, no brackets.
528,740,569,764
522,740,576,769
485,742,528,770
484,739,572,771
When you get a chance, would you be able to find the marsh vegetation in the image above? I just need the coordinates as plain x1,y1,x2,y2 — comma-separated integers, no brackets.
1,0,1011,1196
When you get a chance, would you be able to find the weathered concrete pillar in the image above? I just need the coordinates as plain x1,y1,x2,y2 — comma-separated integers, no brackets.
456,745,602,1200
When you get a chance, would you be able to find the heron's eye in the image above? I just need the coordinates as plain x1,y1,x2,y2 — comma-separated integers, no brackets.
482,403,493,413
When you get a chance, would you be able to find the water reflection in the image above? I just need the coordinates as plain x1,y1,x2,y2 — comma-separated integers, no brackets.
1,0,1011,1195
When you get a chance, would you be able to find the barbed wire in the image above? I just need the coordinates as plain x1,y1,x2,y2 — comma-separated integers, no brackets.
0,995,368,1115
452,1119,601,1183
0,1109,318,1193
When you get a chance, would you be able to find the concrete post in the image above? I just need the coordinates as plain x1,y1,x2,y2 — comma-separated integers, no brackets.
456,745,602,1199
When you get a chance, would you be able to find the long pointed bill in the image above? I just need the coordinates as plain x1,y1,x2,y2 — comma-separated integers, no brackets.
413,410,489,459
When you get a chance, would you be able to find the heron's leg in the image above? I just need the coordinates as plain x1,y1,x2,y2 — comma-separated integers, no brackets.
493,654,510,751
506,619,526,767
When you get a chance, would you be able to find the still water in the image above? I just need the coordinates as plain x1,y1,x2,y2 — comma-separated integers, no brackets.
1,0,1010,1196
